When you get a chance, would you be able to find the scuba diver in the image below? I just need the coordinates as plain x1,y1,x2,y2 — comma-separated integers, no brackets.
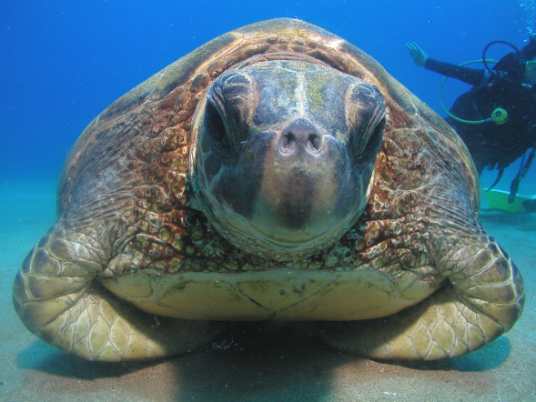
406,39,536,210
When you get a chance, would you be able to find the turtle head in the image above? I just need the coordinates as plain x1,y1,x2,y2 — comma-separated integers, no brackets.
190,60,385,260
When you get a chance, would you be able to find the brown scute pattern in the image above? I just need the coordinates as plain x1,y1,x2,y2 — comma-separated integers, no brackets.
54,18,477,282
356,216,432,275
99,33,237,122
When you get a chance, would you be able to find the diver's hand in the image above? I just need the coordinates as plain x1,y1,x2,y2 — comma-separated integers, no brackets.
406,42,428,67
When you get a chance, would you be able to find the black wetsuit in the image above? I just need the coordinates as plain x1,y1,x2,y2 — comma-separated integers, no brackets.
424,43,536,175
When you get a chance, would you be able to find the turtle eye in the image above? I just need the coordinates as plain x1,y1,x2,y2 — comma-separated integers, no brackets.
357,117,385,160
346,83,386,160
207,71,255,150
205,98,233,152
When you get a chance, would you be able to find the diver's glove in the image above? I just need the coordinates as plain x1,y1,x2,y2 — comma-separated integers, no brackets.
406,42,428,67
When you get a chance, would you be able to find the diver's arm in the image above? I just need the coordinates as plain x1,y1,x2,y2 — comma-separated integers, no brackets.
406,42,485,86
424,58,485,86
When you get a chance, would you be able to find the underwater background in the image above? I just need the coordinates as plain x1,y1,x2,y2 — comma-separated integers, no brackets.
3,0,536,190
1,1,536,401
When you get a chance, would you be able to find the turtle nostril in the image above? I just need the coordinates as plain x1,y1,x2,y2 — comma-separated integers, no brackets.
280,132,298,154
308,133,321,151
283,132,296,148
279,119,324,157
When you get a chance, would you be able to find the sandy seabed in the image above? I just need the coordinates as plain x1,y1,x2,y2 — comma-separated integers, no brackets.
1,178,535,402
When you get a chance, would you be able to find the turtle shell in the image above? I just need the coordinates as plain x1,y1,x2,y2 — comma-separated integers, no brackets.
54,18,480,321
59,18,478,215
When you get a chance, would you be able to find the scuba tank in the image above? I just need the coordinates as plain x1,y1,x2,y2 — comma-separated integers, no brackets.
440,40,524,126
440,40,535,205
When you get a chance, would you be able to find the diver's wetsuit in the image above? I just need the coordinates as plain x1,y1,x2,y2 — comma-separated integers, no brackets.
424,45,536,174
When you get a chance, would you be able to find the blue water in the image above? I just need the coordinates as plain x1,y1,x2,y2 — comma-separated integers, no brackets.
2,2,536,401
2,0,535,190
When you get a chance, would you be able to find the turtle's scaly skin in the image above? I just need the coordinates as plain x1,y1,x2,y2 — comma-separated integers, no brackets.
13,19,524,361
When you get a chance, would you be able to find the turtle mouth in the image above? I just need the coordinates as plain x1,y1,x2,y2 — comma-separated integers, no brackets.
249,216,348,247
235,216,330,247
196,167,376,261
204,201,360,260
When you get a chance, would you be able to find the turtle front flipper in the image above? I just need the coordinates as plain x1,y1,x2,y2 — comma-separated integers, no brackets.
13,226,222,361
319,235,525,360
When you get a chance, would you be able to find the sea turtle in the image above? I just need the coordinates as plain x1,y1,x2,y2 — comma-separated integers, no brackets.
13,18,524,362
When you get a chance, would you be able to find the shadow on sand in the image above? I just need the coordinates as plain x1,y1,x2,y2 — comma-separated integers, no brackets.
16,322,512,402
17,324,342,402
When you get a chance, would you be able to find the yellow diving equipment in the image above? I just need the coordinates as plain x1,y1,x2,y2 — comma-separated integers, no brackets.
485,189,535,213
